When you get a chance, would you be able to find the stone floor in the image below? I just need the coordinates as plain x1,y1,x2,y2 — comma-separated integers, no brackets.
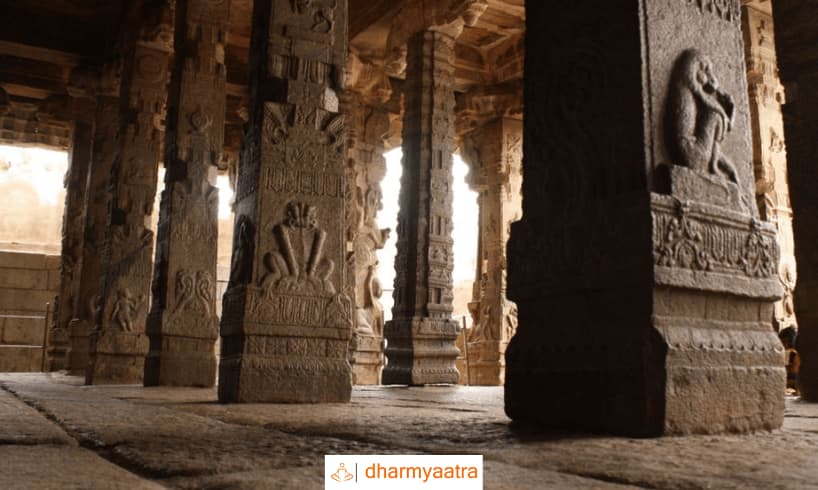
0,373,817,489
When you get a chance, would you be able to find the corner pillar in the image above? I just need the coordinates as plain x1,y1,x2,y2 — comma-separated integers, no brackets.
506,0,784,435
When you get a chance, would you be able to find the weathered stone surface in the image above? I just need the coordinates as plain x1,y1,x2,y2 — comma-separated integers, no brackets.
384,29,460,386
219,0,353,402
506,0,784,436
461,117,522,386
3,375,818,489
145,0,227,388
773,0,818,401
88,11,173,385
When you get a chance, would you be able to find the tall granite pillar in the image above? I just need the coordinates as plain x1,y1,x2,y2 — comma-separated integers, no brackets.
144,0,228,387
742,4,797,333
87,26,172,385
343,90,391,385
462,117,522,386
773,0,818,401
506,0,784,436
218,0,352,403
383,30,460,386
51,100,96,370
69,93,120,375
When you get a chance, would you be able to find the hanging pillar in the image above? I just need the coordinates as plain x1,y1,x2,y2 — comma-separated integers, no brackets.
87,12,173,385
218,0,352,403
69,78,121,375
342,85,392,385
506,1,784,436
773,0,818,401
462,117,522,386
51,97,97,371
144,0,228,387
383,29,460,386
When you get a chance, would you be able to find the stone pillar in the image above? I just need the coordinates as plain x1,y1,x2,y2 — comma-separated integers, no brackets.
742,4,797,333
461,117,522,386
87,21,172,385
383,30,460,386
343,89,391,385
144,0,228,387
218,0,352,403
773,0,818,401
506,0,784,436
68,92,120,375
51,99,96,371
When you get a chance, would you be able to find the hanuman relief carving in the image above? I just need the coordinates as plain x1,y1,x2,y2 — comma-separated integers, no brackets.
666,49,739,184
260,202,335,294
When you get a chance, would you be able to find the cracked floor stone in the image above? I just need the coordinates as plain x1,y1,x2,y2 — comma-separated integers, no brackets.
1,373,817,489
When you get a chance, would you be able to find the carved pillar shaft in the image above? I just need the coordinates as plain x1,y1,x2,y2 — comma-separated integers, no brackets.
773,0,818,401
742,5,797,334
51,106,96,370
506,0,783,436
383,30,459,386
218,0,352,403
343,92,391,385
463,117,521,386
87,36,172,384
144,0,227,387
68,95,120,375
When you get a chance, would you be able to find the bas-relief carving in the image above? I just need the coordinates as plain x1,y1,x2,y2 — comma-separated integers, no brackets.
110,288,146,333
667,49,739,185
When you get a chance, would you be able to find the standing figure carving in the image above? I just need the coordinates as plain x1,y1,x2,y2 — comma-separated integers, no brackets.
666,49,739,184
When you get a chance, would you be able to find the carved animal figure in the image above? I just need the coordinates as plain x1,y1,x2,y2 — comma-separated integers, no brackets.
666,49,739,184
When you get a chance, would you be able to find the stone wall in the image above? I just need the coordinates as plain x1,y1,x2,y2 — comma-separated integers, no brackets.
0,251,59,371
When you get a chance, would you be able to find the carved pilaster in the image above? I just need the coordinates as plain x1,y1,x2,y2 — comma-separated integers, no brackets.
460,117,521,386
218,0,352,403
144,0,228,388
383,30,460,386
87,9,173,384
773,0,818,401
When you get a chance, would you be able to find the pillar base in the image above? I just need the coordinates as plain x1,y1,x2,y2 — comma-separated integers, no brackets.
46,327,69,372
350,333,384,385
144,336,217,387
506,195,785,436
218,286,354,403
67,319,91,375
86,331,148,384
465,340,506,386
383,317,460,385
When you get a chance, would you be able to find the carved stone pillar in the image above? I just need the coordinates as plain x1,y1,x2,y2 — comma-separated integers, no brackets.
218,0,352,403
68,93,120,375
506,1,784,436
87,24,172,384
51,98,97,371
773,0,818,401
144,0,227,387
383,30,460,386
343,88,391,385
461,117,521,386
742,5,797,333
